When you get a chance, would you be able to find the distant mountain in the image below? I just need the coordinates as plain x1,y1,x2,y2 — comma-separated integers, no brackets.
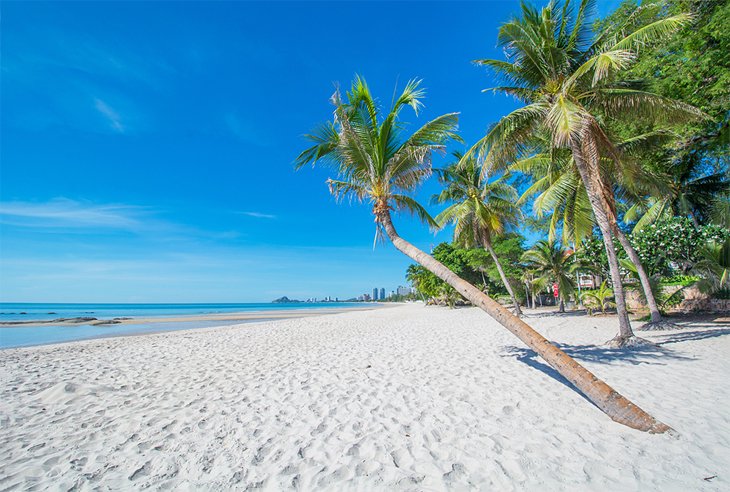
271,296,301,303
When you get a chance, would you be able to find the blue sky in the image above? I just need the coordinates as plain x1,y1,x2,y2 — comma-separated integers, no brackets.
0,1,622,303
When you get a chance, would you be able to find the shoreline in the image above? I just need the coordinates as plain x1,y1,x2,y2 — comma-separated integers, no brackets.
0,304,397,350
0,303,392,328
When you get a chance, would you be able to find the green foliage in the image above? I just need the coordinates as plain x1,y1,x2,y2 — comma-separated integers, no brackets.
631,217,730,275
600,0,730,227
580,280,615,314
406,264,442,300
462,234,526,286
602,1,729,145
405,244,481,301
433,153,521,247
660,274,700,287
470,0,701,171
692,238,730,297
295,75,461,230
405,236,527,302
574,233,619,278
522,240,579,305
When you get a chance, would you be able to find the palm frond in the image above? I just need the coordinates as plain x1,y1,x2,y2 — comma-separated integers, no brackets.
609,14,691,52
392,194,438,228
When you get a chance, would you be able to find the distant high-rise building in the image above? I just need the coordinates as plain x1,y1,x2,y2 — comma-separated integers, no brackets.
397,285,412,296
379,287,386,300
372,288,378,301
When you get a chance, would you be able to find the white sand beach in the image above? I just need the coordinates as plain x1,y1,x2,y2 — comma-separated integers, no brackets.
1,304,728,491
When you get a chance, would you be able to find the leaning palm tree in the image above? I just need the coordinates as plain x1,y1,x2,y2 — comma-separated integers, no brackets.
469,0,703,345
296,75,669,433
522,240,578,313
433,153,523,315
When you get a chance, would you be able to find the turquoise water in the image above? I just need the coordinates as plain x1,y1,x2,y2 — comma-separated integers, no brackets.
0,302,367,349
0,302,362,322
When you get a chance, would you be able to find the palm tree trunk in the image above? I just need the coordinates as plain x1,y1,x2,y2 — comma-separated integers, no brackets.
376,208,669,433
570,138,639,346
611,226,665,325
690,212,701,230
559,299,565,313
598,182,666,326
484,240,522,316
524,282,532,309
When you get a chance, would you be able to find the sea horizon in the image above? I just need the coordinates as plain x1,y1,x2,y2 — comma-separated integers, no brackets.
0,301,371,322
0,301,378,349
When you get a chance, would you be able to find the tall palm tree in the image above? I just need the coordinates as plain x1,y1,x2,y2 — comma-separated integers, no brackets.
512,132,675,329
433,154,523,315
625,155,730,231
469,0,703,345
511,144,594,247
522,240,578,313
296,75,669,433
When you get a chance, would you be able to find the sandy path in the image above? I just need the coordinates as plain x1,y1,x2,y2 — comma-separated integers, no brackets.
1,305,728,490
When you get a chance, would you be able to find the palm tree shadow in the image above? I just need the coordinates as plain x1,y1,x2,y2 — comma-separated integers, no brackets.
502,341,695,408
656,328,730,345
501,346,594,406
525,310,591,318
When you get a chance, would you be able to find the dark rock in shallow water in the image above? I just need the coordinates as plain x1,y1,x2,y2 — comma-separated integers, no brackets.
1,316,100,326
47,312,57,314
92,320,122,325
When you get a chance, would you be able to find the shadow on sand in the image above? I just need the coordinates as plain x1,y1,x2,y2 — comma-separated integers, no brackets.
501,335,699,405
656,328,730,345
501,317,729,406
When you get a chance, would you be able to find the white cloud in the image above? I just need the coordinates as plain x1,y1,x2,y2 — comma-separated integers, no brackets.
94,98,125,133
0,198,146,229
238,211,277,219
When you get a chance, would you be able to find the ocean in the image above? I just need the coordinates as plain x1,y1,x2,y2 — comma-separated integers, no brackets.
0,302,367,349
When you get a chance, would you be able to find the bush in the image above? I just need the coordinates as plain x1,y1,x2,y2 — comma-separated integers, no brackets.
660,275,700,287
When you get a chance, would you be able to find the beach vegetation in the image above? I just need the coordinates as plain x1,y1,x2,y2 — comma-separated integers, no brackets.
467,0,704,342
522,240,579,313
433,153,524,315
580,280,615,315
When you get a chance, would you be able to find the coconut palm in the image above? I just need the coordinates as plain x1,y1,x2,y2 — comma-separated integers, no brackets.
512,131,657,246
433,153,523,315
511,131,676,329
581,280,615,315
296,75,669,432
692,239,730,296
625,155,730,231
522,240,578,313
511,145,594,247
469,0,703,345
522,269,548,309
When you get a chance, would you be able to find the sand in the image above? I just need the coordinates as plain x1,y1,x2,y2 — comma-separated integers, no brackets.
1,304,728,490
